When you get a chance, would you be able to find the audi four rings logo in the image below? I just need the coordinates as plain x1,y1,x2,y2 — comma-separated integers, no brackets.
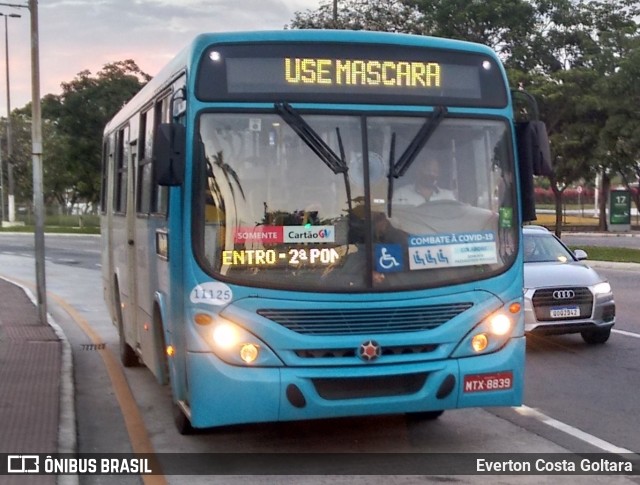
553,289,575,299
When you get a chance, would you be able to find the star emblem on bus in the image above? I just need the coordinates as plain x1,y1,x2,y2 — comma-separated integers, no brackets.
358,340,381,362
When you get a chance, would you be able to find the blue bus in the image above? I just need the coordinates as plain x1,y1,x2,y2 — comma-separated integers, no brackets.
101,30,550,433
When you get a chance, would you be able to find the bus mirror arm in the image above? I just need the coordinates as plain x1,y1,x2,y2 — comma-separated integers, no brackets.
154,123,186,186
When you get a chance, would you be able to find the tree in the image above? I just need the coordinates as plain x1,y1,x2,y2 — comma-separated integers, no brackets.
406,0,538,63
288,0,424,33
42,60,150,209
599,37,640,222
1,114,33,207
9,60,150,213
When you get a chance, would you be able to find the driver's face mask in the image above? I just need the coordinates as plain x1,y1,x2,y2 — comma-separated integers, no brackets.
417,172,438,192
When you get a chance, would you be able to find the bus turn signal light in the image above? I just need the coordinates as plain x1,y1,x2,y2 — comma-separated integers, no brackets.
509,302,521,314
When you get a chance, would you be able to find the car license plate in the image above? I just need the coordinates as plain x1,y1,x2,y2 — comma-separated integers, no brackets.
463,371,513,393
550,306,580,318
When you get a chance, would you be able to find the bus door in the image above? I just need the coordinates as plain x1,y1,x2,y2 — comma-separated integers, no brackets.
123,126,139,348
128,137,143,349
134,98,172,382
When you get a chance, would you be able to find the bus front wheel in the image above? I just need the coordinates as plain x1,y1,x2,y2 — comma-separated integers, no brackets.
173,403,194,435
114,287,139,367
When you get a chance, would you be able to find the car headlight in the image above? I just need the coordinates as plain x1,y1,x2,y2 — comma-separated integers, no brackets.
452,302,521,358
195,313,283,367
592,282,611,296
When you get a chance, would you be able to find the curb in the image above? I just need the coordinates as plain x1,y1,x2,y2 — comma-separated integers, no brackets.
565,232,640,238
582,260,640,270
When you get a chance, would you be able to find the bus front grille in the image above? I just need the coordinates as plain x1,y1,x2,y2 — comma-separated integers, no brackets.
312,373,428,400
257,303,473,336
295,343,438,359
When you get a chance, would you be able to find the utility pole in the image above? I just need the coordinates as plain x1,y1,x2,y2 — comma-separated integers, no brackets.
29,0,46,323
0,137,4,223
0,0,47,325
0,1,46,322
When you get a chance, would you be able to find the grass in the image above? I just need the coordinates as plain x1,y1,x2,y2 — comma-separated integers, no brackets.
534,212,600,227
568,246,640,264
0,225,100,235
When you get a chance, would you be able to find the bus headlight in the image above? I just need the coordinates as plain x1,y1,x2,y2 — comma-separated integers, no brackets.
452,305,520,358
471,333,489,352
240,343,260,364
205,316,283,367
489,313,512,336
213,322,240,349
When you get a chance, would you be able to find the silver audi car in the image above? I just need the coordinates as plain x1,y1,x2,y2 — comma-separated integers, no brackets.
523,225,615,344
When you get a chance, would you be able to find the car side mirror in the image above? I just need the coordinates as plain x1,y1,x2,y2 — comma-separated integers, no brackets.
573,249,588,261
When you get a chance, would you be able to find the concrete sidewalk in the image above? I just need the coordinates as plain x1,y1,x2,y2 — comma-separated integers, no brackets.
0,277,75,484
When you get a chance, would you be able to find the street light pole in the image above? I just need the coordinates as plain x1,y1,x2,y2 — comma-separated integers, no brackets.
1,12,20,223
0,1,46,323
29,0,46,324
0,137,4,223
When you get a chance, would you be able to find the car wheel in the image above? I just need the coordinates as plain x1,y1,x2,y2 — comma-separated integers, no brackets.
406,410,444,422
581,328,611,345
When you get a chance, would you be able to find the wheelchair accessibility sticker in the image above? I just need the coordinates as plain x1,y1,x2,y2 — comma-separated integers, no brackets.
408,231,498,270
375,244,404,272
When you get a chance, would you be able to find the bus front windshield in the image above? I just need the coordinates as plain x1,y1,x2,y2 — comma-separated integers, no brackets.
195,110,518,292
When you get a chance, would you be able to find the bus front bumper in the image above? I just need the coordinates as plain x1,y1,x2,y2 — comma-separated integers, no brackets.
185,336,524,429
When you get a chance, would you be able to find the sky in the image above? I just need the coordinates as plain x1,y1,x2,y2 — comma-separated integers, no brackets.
1,0,323,116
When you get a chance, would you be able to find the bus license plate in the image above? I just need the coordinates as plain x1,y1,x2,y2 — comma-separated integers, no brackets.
550,306,580,318
463,371,513,393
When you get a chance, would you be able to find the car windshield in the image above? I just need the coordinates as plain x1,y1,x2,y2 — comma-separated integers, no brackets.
194,111,518,292
523,232,575,263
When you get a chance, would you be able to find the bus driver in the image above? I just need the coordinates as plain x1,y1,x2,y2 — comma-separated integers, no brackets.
392,157,455,205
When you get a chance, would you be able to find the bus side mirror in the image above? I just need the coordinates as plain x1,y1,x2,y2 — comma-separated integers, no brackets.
154,123,185,186
516,121,553,222
516,121,553,176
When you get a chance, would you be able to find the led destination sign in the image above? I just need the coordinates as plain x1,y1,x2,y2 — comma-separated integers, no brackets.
284,57,441,89
196,43,508,107
222,248,341,267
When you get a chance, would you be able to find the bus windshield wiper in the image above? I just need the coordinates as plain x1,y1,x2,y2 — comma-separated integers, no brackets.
389,105,448,179
387,106,448,216
274,102,348,174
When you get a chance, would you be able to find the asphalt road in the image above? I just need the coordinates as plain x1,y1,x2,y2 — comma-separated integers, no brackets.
1,233,640,484
561,232,640,250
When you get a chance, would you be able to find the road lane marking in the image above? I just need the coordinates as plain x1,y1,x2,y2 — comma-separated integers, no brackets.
613,329,640,339
49,292,169,485
515,405,634,454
